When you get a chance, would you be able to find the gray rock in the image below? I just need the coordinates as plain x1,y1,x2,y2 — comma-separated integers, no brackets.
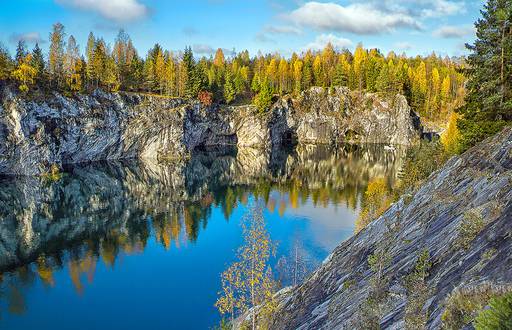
0,86,422,175
245,127,512,329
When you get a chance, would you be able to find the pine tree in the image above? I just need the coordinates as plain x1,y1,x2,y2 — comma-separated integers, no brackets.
15,40,27,65
183,46,197,98
456,0,512,151
0,43,13,81
375,63,390,93
31,43,45,85
254,78,273,113
223,69,236,104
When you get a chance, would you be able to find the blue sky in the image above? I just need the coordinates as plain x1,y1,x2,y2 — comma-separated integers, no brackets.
0,0,483,58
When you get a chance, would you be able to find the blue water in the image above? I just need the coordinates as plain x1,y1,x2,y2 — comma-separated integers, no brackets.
0,145,403,329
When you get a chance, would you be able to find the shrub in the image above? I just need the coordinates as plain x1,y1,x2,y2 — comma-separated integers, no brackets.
396,140,448,197
404,249,432,329
455,209,485,250
441,283,512,329
198,90,213,107
474,291,512,330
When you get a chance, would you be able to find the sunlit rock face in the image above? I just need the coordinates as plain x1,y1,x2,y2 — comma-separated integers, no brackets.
0,145,404,272
271,87,422,146
247,128,512,330
0,86,421,175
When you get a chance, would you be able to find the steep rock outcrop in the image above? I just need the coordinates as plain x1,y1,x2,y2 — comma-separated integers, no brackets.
270,87,421,146
0,86,421,175
245,127,512,329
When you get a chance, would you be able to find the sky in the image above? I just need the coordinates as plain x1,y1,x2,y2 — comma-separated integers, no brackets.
0,0,484,59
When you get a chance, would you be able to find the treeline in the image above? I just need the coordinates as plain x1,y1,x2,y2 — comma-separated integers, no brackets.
456,0,512,151
0,23,464,120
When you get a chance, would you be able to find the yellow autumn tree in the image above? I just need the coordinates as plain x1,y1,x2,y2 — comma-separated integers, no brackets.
355,178,392,233
215,206,277,329
441,112,461,155
11,53,37,92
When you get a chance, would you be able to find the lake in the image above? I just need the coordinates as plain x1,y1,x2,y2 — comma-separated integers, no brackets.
0,144,405,329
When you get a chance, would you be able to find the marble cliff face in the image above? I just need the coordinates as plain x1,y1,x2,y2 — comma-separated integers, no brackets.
0,86,421,175
243,128,512,330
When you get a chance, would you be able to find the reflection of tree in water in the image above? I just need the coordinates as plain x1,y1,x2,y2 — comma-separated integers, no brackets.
0,143,405,316
276,236,317,287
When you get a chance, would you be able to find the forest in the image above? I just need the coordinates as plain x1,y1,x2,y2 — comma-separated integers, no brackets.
0,24,465,124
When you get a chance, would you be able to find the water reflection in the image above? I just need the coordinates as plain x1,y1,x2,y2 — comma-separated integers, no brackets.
0,144,405,328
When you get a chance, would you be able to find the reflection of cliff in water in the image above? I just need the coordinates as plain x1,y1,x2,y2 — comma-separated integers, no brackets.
0,145,405,296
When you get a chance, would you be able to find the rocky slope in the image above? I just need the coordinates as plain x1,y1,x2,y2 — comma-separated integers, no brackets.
0,86,421,175
244,127,512,329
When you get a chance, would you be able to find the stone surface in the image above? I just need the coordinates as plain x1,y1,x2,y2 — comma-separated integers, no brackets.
245,127,512,330
0,86,421,175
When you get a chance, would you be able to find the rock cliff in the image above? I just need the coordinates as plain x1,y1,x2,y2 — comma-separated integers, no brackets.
0,86,421,175
245,127,512,329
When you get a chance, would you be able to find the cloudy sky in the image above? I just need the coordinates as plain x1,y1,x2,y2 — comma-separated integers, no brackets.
0,0,482,58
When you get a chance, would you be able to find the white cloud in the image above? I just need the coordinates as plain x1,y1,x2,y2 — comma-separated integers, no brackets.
433,25,475,38
264,25,302,35
303,34,353,52
419,0,466,17
360,0,465,18
394,41,413,50
192,44,214,55
56,0,149,22
9,32,45,44
286,2,421,35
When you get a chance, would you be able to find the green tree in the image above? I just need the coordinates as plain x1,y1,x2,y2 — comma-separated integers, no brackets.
31,43,45,84
254,79,273,113
0,43,13,81
456,0,512,152
183,46,196,98
223,69,236,104
15,40,27,65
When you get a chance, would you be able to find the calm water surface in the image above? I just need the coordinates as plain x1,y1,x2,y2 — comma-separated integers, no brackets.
0,145,404,329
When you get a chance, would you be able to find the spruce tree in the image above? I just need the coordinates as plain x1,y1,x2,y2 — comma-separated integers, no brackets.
457,0,512,151
0,43,13,81
223,70,236,104
183,46,196,98
31,43,45,85
15,40,27,65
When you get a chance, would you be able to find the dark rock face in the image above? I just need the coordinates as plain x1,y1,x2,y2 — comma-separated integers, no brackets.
0,86,421,175
248,128,512,330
